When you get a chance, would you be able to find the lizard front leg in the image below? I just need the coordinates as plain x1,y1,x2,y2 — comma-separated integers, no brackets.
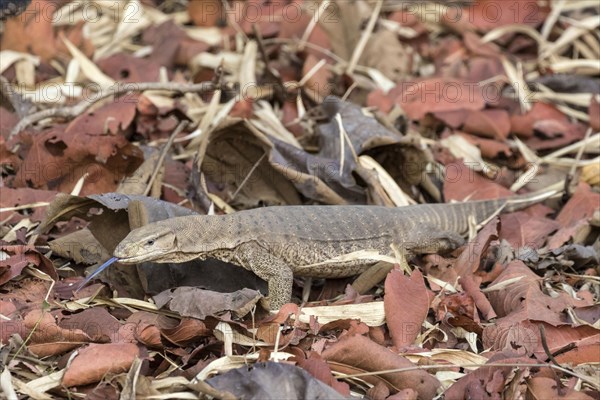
403,225,465,254
233,242,293,310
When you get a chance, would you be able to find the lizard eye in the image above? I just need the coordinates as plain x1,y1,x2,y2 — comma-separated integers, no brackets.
146,239,155,246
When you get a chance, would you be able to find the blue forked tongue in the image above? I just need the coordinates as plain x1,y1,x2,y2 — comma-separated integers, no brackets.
75,257,119,293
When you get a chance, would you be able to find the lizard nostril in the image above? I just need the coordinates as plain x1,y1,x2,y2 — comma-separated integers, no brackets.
147,240,155,246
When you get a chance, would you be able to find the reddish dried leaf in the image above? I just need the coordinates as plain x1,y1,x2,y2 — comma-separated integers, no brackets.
303,54,333,103
65,95,136,140
510,102,568,138
235,0,281,37
391,78,486,120
547,219,591,250
527,377,595,400
547,183,599,248
483,320,599,360
296,352,350,396
423,254,459,289
526,119,586,151
0,188,56,223
0,245,57,285
11,97,143,194
384,270,429,348
230,99,254,119
555,341,600,365
459,275,497,321
486,261,592,326
436,292,476,322
457,132,513,159
459,0,549,32
463,109,510,140
0,108,19,136
499,212,560,249
96,53,161,83
433,110,470,128
188,0,223,27
443,160,513,201
0,279,50,320
443,352,538,399
161,318,211,346
556,183,599,227
454,217,499,277
282,101,303,137
367,89,396,114
62,343,141,387
1,0,82,62
463,31,502,58
322,335,440,398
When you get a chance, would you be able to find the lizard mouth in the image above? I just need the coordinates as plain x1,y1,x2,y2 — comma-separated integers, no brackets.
114,250,167,264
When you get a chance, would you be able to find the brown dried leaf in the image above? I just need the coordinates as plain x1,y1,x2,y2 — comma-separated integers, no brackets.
161,318,212,346
57,307,122,343
61,343,141,387
24,309,91,357
153,287,262,320
322,334,440,397
317,0,362,61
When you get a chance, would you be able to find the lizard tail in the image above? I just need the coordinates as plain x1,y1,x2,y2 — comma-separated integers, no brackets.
503,186,562,212
442,184,564,235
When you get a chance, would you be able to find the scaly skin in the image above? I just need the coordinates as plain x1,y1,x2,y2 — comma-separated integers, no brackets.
113,191,555,309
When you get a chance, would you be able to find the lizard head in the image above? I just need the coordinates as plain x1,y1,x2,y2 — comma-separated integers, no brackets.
114,225,178,264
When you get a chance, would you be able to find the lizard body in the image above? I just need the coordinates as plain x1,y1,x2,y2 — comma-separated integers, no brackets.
113,191,556,309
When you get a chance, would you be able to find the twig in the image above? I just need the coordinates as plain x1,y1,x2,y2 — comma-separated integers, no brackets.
0,75,32,118
9,81,216,139
539,323,561,367
335,362,598,390
564,127,592,198
231,152,267,200
346,0,383,74
143,121,188,197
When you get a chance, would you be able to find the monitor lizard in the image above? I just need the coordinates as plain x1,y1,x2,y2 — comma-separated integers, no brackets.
87,189,559,310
